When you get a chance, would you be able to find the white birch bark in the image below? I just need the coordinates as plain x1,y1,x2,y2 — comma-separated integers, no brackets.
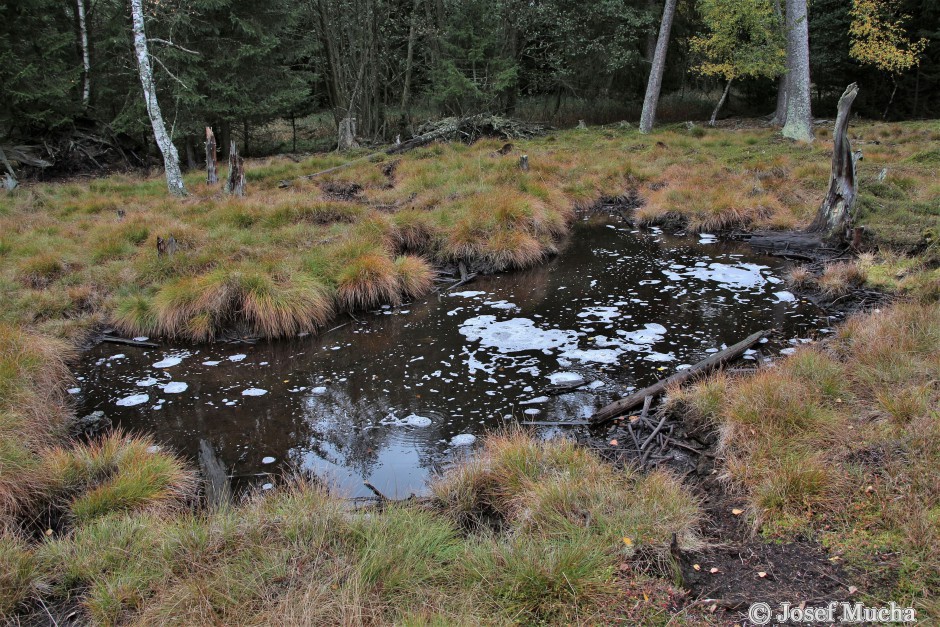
77,0,91,106
639,0,677,134
781,0,813,142
130,0,186,196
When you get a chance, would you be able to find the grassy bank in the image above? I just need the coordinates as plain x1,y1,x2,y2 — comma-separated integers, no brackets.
674,301,940,617
2,121,937,344
2,431,701,624
0,120,938,623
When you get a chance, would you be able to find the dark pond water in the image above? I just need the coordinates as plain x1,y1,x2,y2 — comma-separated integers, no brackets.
72,215,829,498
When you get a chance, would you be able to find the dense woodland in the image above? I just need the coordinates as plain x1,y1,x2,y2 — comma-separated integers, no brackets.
1,0,938,173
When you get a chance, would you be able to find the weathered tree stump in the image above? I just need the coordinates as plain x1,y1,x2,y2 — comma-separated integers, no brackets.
519,155,529,171
226,141,245,196
206,126,218,185
808,83,860,241
338,116,359,151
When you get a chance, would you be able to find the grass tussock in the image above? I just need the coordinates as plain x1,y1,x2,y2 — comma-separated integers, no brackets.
0,436,701,625
681,302,940,613
0,324,74,520
817,260,868,297
41,431,195,524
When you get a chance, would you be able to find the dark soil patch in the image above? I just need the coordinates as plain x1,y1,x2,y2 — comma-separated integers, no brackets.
677,465,851,621
320,180,363,201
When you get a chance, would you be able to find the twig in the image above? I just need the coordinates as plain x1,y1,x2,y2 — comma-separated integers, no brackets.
362,481,390,502
641,412,669,451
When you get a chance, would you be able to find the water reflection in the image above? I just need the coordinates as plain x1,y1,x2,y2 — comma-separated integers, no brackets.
73,216,825,497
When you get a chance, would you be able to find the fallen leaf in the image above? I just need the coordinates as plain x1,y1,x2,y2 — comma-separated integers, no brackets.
643,593,649,602
629,415,640,423
283,379,289,383
709,604,717,613
710,567,719,574
44,529,53,536
848,585,858,595
693,564,701,571
731,508,744,516
610,439,619,446
758,571,767,578
657,366,667,371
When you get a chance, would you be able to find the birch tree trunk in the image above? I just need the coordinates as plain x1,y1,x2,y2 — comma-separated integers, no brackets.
639,0,677,134
709,79,732,127
770,0,787,125
809,83,859,240
76,0,91,107
130,0,187,196
781,0,813,142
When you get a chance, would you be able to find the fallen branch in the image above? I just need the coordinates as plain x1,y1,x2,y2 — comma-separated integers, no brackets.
589,329,768,427
101,335,159,348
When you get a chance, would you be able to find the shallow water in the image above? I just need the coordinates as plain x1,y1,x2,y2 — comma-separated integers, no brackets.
73,216,828,498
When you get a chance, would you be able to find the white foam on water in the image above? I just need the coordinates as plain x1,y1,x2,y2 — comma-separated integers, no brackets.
311,386,327,395
774,290,796,302
229,354,247,362
262,456,276,464
242,388,267,396
680,262,771,290
382,413,433,427
67,387,80,394
262,483,273,490
136,377,159,387
460,316,578,353
520,396,550,404
577,306,620,322
153,352,190,368
116,393,149,407
523,408,540,415
588,380,605,389
484,300,518,310
133,337,149,342
449,290,486,298
202,360,221,366
109,354,126,360
547,371,582,384
451,433,476,446
163,382,188,394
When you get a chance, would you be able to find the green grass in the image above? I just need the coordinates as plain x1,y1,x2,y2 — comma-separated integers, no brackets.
677,302,940,616
0,436,698,624
1,120,939,623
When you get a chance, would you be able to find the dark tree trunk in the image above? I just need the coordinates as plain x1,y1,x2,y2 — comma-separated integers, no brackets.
219,121,230,159
226,141,246,196
185,135,197,171
809,83,860,240
205,126,218,185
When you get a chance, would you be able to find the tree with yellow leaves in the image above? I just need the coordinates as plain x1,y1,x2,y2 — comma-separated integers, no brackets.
691,0,786,126
850,0,929,118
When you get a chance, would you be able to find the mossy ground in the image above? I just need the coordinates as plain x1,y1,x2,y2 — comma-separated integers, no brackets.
0,119,938,623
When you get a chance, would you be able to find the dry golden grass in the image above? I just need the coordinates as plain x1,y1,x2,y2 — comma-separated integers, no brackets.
817,261,868,297
680,302,940,615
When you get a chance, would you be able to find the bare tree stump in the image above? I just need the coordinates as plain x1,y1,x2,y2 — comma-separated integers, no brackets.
809,83,860,240
338,116,359,151
226,141,245,196
206,126,218,185
519,155,529,171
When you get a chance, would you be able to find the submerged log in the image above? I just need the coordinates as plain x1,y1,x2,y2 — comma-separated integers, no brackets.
589,329,768,427
199,439,231,510
808,83,860,241
205,126,218,185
